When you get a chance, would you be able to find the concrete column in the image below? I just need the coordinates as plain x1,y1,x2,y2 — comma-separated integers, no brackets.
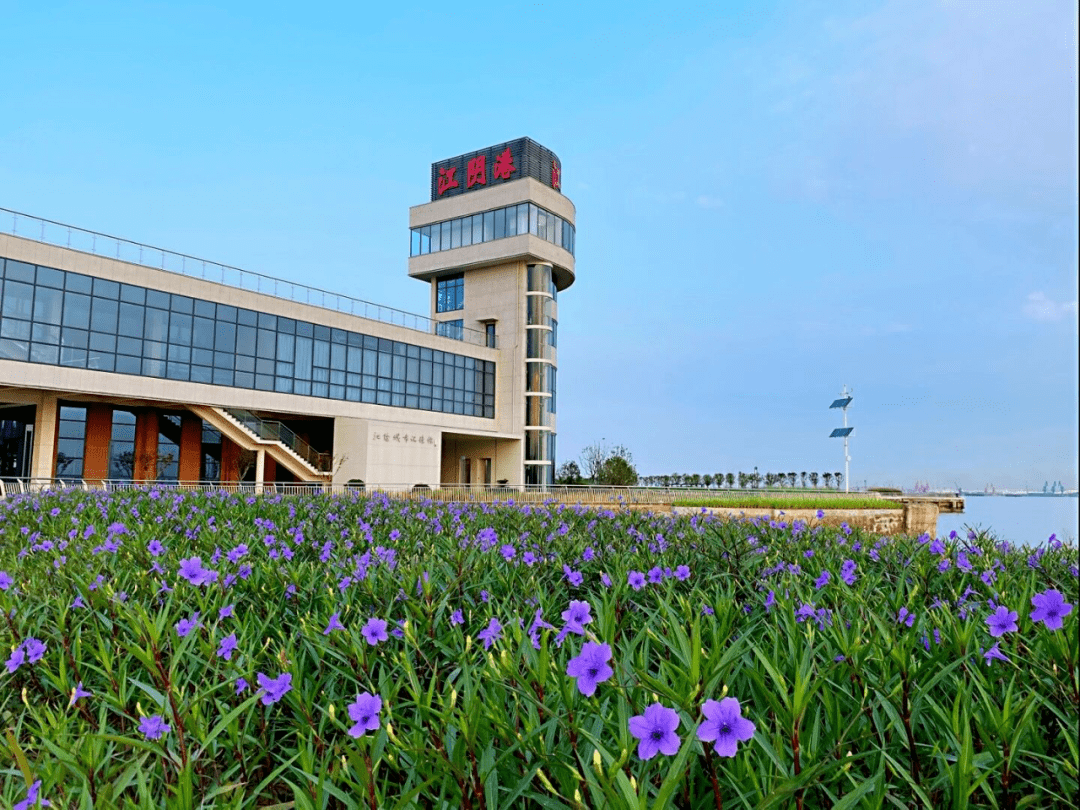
255,448,266,495
30,393,59,480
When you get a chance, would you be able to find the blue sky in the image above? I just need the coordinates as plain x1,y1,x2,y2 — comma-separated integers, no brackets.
2,0,1076,490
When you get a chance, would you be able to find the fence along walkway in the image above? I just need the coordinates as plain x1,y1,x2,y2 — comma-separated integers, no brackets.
0,479,883,505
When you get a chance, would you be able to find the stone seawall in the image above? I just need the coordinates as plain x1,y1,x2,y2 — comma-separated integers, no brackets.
646,502,943,537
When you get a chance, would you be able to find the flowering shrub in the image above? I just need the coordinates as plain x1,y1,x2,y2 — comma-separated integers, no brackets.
0,489,1077,808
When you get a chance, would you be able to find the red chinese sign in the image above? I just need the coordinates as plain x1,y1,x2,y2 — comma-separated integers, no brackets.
467,155,487,188
431,139,561,199
492,147,515,180
437,167,459,195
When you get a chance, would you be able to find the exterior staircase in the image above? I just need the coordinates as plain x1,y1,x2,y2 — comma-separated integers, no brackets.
187,405,331,483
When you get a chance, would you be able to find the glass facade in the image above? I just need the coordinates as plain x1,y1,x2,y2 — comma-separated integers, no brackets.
0,256,496,419
411,202,575,258
524,264,557,483
55,405,87,481
436,274,464,313
108,410,136,479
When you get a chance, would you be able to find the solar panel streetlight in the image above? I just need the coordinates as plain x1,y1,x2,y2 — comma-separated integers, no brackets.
829,386,853,492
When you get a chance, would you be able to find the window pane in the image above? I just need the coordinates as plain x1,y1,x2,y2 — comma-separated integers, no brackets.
62,293,91,329
33,286,64,325
91,297,119,333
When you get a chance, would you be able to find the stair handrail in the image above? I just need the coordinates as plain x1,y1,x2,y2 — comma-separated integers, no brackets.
222,408,332,473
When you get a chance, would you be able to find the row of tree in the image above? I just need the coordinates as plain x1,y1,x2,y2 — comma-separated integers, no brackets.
555,442,847,490
638,471,845,489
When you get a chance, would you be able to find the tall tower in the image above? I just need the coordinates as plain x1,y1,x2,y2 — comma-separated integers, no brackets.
408,139,575,486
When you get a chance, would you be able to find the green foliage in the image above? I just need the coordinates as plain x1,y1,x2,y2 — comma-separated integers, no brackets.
0,489,1076,808
674,496,904,510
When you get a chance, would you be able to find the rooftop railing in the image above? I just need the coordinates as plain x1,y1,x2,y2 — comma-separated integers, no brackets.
0,207,494,348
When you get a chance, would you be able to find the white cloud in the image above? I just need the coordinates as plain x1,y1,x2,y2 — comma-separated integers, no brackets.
1023,291,1078,322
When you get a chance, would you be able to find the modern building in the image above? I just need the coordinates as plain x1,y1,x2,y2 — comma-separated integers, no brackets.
0,137,575,488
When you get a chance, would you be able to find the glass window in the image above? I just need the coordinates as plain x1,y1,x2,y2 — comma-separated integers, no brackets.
144,307,169,342
108,410,136,480
483,210,495,241
410,229,420,256
440,221,451,251
121,284,145,305
62,293,92,330
117,303,145,338
215,320,236,353
436,274,464,312
450,218,461,249
65,272,93,295
91,297,119,333
33,286,64,324
437,319,464,341
56,405,88,480
191,316,214,349
171,295,194,314
236,325,256,356
460,216,472,247
517,203,529,235
37,266,65,289
2,281,34,320
494,207,506,239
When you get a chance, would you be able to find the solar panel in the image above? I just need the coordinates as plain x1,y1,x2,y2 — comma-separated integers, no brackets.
830,397,852,409
830,427,854,437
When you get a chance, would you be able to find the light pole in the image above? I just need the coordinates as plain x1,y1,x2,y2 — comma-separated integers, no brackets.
829,386,853,493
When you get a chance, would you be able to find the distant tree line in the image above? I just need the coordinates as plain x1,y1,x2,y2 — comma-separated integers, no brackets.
637,471,845,489
555,442,847,491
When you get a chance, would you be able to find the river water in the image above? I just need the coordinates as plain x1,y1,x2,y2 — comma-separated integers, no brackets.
937,496,1079,547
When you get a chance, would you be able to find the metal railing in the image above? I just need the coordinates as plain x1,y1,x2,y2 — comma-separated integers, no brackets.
1,479,886,505
0,207,494,348
223,409,332,473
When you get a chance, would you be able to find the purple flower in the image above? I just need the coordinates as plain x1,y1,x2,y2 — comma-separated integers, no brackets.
477,617,502,650
256,671,293,705
227,544,249,563
0,571,13,590
561,600,593,635
139,714,171,740
840,560,857,586
986,606,1018,638
674,565,690,581
23,637,47,664
1030,589,1073,631
217,633,239,660
523,551,537,565
500,544,516,561
983,643,1010,666
628,571,646,590
897,608,915,628
565,642,613,696
6,646,27,674
600,572,612,588
347,691,382,737
814,570,830,589
647,566,664,584
69,681,92,706
14,779,50,810
764,590,776,612
175,613,200,638
450,609,464,626
324,612,346,636
628,703,681,760
361,617,389,646
697,697,755,757
219,604,235,620
816,509,825,518
235,677,248,695
147,539,164,557
565,568,584,587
